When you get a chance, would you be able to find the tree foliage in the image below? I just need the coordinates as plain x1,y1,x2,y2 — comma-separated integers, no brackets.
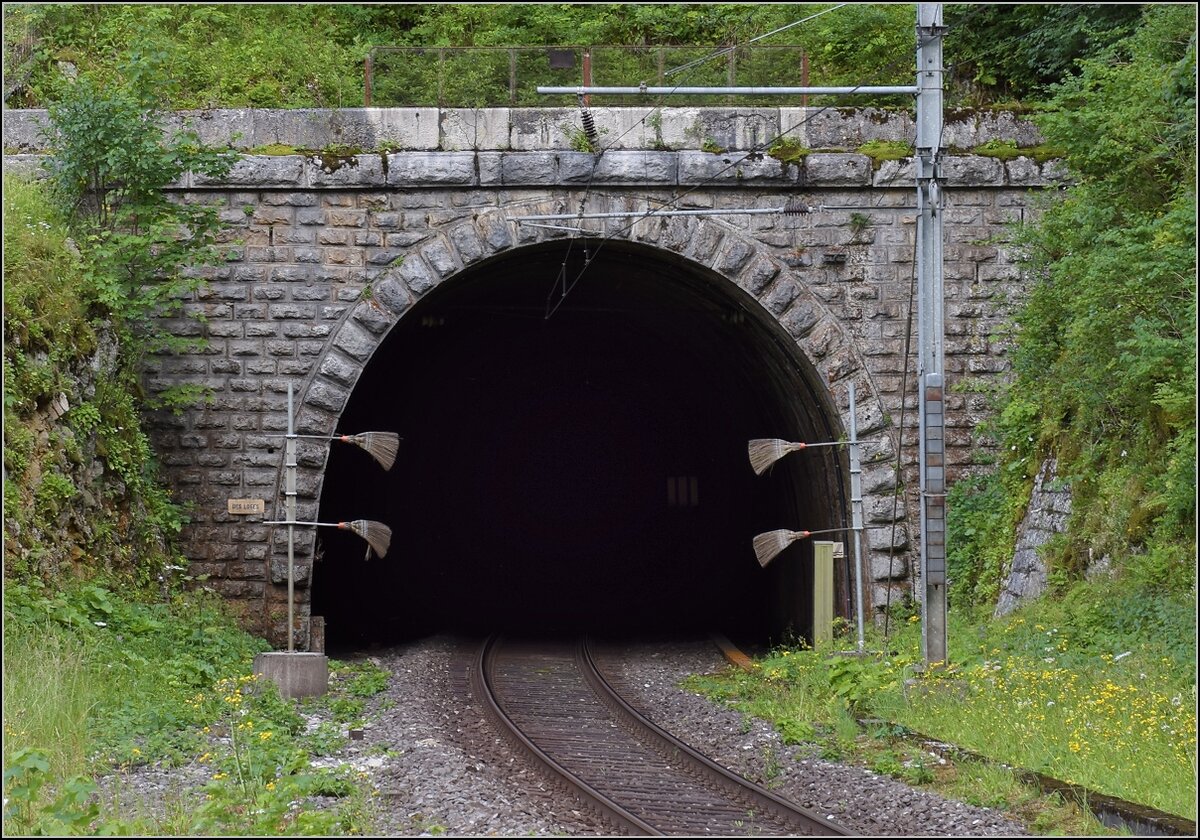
945,4,1145,103
43,51,236,345
4,56,239,586
11,4,1160,109
6,4,917,109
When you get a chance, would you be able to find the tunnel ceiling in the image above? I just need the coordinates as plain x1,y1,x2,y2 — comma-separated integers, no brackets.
312,239,849,647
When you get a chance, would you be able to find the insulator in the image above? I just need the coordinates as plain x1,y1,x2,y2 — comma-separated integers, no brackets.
783,199,815,215
580,108,599,147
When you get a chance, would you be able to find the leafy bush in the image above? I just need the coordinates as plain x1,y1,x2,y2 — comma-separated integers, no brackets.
956,4,1196,598
945,4,1144,104
43,53,236,342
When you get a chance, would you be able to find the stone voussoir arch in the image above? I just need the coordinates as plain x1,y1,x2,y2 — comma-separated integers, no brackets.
267,198,904,646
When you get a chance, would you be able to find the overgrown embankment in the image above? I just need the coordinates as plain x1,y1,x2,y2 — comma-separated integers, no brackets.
3,163,386,838
946,3,1196,608
3,175,175,586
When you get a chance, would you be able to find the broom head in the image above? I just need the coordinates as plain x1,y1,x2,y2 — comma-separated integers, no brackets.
338,519,393,560
748,438,806,476
340,432,402,471
752,529,810,567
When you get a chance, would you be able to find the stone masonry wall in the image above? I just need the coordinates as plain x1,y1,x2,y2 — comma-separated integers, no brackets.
2,107,1066,645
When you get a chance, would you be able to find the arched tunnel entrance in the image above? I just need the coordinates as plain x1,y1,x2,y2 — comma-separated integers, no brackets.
312,239,849,648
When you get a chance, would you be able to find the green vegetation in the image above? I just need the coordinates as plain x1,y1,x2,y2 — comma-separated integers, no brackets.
685,9,1196,831
2,4,1194,835
3,173,181,585
856,138,912,167
945,4,1144,105
951,4,1196,602
966,139,1066,163
686,578,1196,822
8,4,1146,111
767,136,810,165
4,51,237,586
3,581,388,834
970,138,1023,160
1,4,902,109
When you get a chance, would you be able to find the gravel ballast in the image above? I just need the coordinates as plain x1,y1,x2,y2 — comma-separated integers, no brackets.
100,634,1032,835
360,635,1029,836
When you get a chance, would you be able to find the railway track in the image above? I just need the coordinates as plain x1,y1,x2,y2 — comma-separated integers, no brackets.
470,635,848,836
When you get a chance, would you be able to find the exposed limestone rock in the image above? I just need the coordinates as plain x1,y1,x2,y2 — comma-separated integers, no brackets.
994,458,1072,617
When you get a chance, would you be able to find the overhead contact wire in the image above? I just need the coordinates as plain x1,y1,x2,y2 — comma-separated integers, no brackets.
544,47,921,318
546,6,864,318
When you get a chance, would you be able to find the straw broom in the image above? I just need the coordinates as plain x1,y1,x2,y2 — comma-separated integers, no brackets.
752,527,853,568
270,432,402,470
265,518,393,560
748,438,845,476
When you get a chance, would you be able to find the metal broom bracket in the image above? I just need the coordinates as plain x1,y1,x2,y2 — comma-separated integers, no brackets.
271,383,396,652
748,381,868,653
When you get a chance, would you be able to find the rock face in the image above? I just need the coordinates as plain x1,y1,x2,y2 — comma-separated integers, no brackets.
994,458,1072,617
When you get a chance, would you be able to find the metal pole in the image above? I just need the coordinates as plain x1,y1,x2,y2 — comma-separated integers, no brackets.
363,51,373,107
537,84,919,96
514,204,915,228
286,382,296,653
849,381,865,653
509,48,517,106
916,3,947,665
801,51,810,108
582,49,592,107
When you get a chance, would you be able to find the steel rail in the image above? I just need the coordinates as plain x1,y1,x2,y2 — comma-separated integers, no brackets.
579,638,848,836
470,636,660,836
475,635,849,836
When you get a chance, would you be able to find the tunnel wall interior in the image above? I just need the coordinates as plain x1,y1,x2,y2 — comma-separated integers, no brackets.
311,240,848,647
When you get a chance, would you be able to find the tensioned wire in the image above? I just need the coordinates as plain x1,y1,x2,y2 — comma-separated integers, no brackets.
542,4,865,318
541,44,923,320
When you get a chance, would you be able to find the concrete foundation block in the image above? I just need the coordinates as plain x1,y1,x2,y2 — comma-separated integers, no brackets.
253,651,329,699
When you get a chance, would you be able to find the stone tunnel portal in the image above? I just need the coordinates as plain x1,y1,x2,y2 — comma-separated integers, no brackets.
312,239,849,648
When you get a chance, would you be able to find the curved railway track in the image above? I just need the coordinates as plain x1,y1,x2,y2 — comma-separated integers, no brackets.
470,635,848,836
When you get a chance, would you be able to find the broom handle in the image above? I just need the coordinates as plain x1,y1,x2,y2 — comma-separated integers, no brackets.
265,432,403,439
794,440,847,448
796,526,856,538
264,520,348,528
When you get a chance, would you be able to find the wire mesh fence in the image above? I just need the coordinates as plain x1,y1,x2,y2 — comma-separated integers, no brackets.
365,45,841,108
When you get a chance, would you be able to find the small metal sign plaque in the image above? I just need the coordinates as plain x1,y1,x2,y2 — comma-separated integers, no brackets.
227,498,265,515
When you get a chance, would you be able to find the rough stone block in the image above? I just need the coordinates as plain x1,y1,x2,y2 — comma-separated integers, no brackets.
508,108,582,151
678,151,796,185
2,108,50,152
941,156,1004,187
589,151,677,184
307,154,387,188
805,154,871,187
195,156,304,188
331,321,375,361
386,152,476,186
498,151,559,185
689,108,780,152
869,552,909,581
441,108,511,150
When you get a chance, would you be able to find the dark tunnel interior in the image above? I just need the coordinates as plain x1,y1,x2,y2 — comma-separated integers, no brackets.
311,239,849,649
